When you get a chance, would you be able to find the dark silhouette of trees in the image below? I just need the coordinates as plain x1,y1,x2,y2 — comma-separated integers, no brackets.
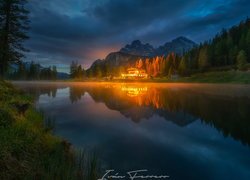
82,18,250,79
70,61,85,79
178,56,189,76
52,66,57,80
184,18,250,71
28,61,40,80
0,0,30,76
198,46,210,70
9,61,58,80
237,50,247,70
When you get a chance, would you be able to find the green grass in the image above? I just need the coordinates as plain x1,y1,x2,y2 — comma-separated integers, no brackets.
0,80,99,179
176,70,250,84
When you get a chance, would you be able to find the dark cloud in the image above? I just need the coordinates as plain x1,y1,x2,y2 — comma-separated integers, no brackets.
24,0,250,72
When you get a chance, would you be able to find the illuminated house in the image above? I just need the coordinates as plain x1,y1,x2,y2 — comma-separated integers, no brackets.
121,68,148,79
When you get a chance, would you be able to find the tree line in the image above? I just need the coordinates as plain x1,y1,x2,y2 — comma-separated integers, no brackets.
70,61,86,79
182,18,250,72
86,18,250,78
1,0,249,80
8,61,57,80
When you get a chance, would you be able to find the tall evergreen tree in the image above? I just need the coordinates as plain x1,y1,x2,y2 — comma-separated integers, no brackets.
178,56,189,76
237,50,247,70
17,61,26,79
28,61,39,80
168,66,174,78
198,47,210,70
76,65,83,79
164,54,173,75
0,0,30,76
70,61,78,78
246,30,250,61
52,65,57,80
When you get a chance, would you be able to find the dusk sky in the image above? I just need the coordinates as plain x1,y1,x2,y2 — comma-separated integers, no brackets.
25,0,250,72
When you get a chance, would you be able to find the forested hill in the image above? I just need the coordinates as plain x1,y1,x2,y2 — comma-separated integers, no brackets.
73,18,250,79
85,37,197,77
184,18,250,70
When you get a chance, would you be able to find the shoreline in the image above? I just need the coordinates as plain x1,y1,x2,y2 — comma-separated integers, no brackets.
0,80,98,179
11,80,250,87
9,70,250,85
12,80,250,99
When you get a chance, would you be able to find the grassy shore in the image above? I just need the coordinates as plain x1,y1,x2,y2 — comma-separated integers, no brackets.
0,80,99,179
69,70,250,84
175,70,250,84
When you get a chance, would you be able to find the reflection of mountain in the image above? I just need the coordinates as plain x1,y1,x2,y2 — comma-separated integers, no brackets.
156,110,196,127
121,107,154,123
120,37,197,56
73,85,250,146
15,83,250,146
85,86,197,126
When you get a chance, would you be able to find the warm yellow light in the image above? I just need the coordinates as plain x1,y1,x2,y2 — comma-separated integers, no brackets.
120,68,148,79
121,86,148,97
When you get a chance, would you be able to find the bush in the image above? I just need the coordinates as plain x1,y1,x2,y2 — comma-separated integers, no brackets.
0,109,14,127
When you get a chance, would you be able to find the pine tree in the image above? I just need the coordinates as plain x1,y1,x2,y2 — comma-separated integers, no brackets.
28,61,39,80
136,59,143,69
17,61,26,79
76,65,82,79
178,56,188,76
237,50,247,70
164,54,173,76
198,47,210,70
168,66,173,78
70,61,78,78
246,30,250,62
52,66,57,80
82,67,86,78
0,0,30,76
94,64,102,78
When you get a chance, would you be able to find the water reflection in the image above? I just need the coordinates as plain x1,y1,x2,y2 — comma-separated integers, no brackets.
13,82,250,180
15,82,250,146
121,85,148,97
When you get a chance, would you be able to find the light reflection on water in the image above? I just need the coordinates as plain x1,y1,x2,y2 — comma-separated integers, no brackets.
13,82,250,180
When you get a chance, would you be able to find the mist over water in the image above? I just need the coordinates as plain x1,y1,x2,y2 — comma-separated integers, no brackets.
14,82,250,180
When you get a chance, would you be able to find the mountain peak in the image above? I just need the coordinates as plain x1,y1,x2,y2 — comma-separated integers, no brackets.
156,36,197,55
172,36,196,44
175,36,189,40
131,40,142,46
119,36,197,57
120,40,155,56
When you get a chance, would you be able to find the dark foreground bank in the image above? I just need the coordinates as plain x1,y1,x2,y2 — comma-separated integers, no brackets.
0,80,98,179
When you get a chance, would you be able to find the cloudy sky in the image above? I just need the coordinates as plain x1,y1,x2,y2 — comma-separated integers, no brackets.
25,0,250,72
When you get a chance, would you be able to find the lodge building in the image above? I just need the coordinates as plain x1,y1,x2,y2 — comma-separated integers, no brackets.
121,68,148,79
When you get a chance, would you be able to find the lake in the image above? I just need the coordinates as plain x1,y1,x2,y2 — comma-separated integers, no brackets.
13,82,250,180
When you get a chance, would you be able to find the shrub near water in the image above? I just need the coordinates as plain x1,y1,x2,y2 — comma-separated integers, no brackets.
0,80,99,179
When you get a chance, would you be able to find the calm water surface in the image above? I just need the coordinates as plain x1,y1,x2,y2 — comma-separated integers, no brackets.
14,82,250,180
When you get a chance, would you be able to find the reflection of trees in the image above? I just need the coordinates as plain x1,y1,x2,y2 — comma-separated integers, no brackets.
16,83,250,146
15,84,59,101
69,86,85,103
84,85,250,146
193,96,250,145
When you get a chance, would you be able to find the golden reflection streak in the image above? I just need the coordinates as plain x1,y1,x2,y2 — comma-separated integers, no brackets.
121,86,148,97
